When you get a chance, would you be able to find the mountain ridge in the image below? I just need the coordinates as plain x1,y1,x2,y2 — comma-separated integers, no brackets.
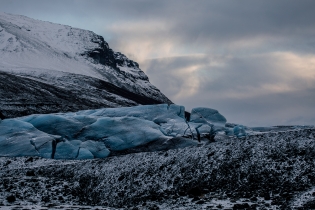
0,12,171,118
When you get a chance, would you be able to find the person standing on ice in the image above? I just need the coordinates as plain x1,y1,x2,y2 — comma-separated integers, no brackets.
0,111,5,120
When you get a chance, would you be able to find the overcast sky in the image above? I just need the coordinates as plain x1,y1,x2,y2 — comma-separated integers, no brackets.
2,0,315,126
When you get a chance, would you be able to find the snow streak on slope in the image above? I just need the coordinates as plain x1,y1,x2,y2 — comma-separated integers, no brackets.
0,12,171,118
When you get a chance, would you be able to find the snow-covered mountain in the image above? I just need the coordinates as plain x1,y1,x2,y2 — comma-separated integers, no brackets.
0,12,171,118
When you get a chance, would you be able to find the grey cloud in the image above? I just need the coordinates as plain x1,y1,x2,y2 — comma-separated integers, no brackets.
189,88,315,126
98,0,315,59
144,55,219,98
145,54,315,126
146,55,211,71
172,1,315,39
146,54,288,98
101,1,315,52
180,86,315,127
197,55,293,94
3,1,315,53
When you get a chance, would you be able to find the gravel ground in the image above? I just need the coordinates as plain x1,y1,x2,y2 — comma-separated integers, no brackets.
1,128,315,209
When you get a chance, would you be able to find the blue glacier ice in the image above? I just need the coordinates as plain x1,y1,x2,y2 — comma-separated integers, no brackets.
233,125,247,138
21,114,95,139
190,107,227,126
188,107,227,138
80,140,110,158
0,104,232,159
0,119,56,157
77,117,166,151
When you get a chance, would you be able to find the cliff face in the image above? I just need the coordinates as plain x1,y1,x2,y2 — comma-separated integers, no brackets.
0,12,171,118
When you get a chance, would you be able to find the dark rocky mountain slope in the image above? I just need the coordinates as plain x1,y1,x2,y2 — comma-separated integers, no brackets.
0,71,166,118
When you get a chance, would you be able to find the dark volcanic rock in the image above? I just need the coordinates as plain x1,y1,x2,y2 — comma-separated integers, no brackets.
0,71,169,118
233,203,250,209
303,200,315,208
6,195,16,203
26,170,35,176
187,186,203,197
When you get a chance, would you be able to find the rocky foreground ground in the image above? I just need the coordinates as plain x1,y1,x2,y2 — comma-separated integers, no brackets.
1,128,315,210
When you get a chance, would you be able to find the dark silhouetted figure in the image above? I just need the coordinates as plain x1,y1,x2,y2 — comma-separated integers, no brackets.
195,127,201,142
0,111,5,120
185,111,191,122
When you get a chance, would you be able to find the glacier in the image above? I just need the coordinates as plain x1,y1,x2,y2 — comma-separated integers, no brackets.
0,104,236,159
